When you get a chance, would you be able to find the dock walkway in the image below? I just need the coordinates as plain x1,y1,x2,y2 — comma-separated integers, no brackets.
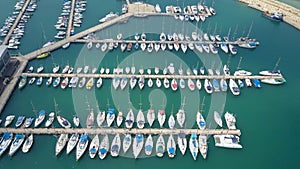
66,0,76,37
2,0,32,45
0,127,241,136
21,72,282,80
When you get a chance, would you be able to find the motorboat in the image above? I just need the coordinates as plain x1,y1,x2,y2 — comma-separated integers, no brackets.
196,111,206,130
99,12,118,23
214,111,222,127
233,69,252,76
157,109,166,128
155,4,161,13
76,134,89,161
89,135,99,159
213,135,242,149
136,109,145,129
34,110,46,127
45,112,55,128
177,132,187,155
60,77,69,89
262,11,283,22
66,133,79,154
123,134,132,153
53,77,61,87
86,77,94,90
252,78,261,88
9,134,25,156
125,109,134,129
99,134,109,159
198,135,208,159
57,114,71,128
220,42,228,53
112,76,120,90
176,109,185,128
156,134,165,157
0,132,13,156
147,109,155,127
110,134,121,157
55,134,68,156
22,134,33,153
167,134,176,158
224,112,236,130
144,134,153,156
4,115,15,127
18,75,27,89
106,108,115,127
133,134,144,159
212,79,220,92
189,133,198,161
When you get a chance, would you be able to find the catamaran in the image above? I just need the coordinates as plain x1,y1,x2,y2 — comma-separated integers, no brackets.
214,135,242,149
89,135,99,159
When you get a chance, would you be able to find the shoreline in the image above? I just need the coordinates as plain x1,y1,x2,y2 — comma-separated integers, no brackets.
238,0,300,30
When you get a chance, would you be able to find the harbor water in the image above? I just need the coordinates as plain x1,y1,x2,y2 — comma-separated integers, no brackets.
0,0,300,169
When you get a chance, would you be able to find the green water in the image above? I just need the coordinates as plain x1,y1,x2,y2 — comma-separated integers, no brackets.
1,0,300,169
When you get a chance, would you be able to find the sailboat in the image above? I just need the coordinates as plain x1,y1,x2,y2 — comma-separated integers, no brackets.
76,134,89,161
125,108,134,129
158,109,166,128
54,99,71,129
0,132,13,156
133,134,144,159
22,134,34,153
9,134,25,156
110,134,121,157
189,133,198,160
116,111,123,127
136,109,145,129
86,108,94,129
144,134,153,156
229,79,240,96
198,134,208,159
96,108,105,127
106,107,115,127
34,110,46,127
122,134,132,153
156,134,165,157
147,107,155,127
66,133,79,155
55,134,68,156
167,134,176,158
98,134,109,159
177,131,187,155
89,135,99,159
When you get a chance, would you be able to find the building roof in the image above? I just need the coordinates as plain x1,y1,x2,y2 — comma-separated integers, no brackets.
0,45,8,58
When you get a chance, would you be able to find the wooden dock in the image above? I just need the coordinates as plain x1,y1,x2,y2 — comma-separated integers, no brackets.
0,127,241,136
21,72,282,80
66,0,76,37
1,0,31,45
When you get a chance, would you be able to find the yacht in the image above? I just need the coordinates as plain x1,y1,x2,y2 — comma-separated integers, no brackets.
147,109,155,127
214,111,223,127
4,115,15,127
45,112,55,128
167,134,176,158
144,134,153,156
99,12,118,23
99,134,109,159
213,135,242,149
176,109,185,128
259,70,282,76
177,132,187,155
22,134,34,153
136,109,145,129
110,134,121,157
89,135,99,159
196,111,206,130
158,109,166,128
224,112,236,130
55,134,68,156
261,77,286,85
189,133,198,161
198,135,208,159
123,134,132,153
34,110,46,127
76,134,89,161
9,134,25,156
156,134,165,157
125,109,134,129
133,134,144,159
0,132,13,156
66,133,79,154
57,114,71,128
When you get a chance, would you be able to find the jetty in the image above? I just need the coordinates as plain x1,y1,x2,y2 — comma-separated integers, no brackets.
1,0,32,45
0,127,241,136
21,72,282,80
66,0,76,37
238,0,300,30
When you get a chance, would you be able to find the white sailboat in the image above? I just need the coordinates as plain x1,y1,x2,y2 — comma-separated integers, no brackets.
98,134,109,159
34,110,46,127
196,111,206,130
147,108,155,127
9,134,25,156
177,132,187,155
214,111,223,127
96,110,106,127
122,134,132,153
45,112,55,128
189,133,198,161
187,78,195,91
229,79,240,96
73,115,80,127
86,108,94,129
116,111,123,127
144,134,153,156
157,109,166,128
156,78,162,88
198,135,208,159
125,109,134,129
89,135,99,159
156,134,165,157
133,134,144,159
110,134,121,157
163,78,169,89
106,108,115,127
76,134,89,161
136,109,145,129
0,132,13,156
224,112,236,130
66,133,79,155
22,134,34,153
176,108,185,128
168,113,176,129
55,134,68,156
167,134,176,158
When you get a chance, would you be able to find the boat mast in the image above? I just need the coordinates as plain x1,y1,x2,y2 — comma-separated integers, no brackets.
30,101,37,116
53,98,61,114
246,21,253,38
181,96,186,110
273,57,281,71
200,96,206,113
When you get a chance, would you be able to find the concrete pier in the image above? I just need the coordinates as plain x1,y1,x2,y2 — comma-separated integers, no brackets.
66,0,76,37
